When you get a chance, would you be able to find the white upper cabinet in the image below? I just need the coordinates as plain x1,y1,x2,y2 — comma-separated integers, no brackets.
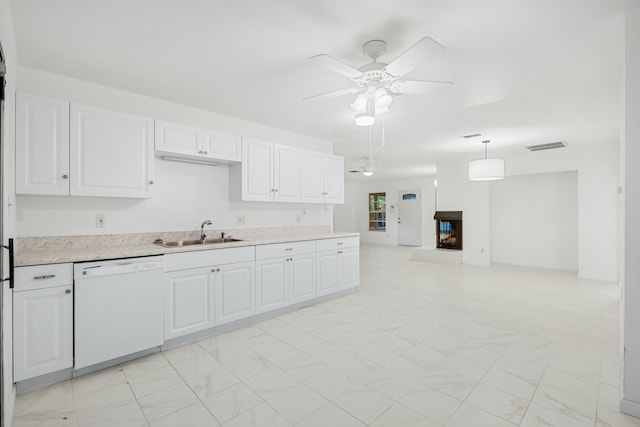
16,93,154,199
242,138,274,202
16,93,70,195
70,103,154,198
203,130,241,162
155,120,203,156
273,144,300,202
301,151,344,204
323,155,345,204
241,139,300,202
155,120,241,163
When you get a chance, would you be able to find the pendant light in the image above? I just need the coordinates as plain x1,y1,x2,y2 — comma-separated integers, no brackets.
468,140,504,181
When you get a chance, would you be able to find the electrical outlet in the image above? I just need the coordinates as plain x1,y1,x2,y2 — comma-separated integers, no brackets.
236,215,246,225
296,214,302,223
96,214,106,228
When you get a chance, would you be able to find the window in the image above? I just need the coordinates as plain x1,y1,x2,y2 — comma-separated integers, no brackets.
369,192,386,231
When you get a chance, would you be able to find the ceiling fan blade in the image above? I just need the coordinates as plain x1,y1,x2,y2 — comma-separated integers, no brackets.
303,86,361,101
389,79,454,95
309,54,362,78
384,37,445,77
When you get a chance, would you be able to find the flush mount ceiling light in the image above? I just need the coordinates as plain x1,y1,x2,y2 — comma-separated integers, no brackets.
468,140,505,181
355,112,375,127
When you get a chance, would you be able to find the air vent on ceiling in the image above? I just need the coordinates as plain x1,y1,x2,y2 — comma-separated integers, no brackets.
462,133,482,139
526,142,568,152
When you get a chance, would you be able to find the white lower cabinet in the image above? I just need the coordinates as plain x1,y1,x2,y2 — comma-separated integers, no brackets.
290,254,316,303
13,264,74,382
165,267,215,340
256,252,316,313
316,250,339,296
316,240,360,296
164,248,256,339
255,258,287,313
215,261,255,325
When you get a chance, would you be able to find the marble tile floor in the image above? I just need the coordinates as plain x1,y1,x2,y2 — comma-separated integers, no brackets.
13,244,638,427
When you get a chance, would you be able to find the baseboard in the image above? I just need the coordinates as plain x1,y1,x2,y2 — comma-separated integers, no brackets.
620,398,640,418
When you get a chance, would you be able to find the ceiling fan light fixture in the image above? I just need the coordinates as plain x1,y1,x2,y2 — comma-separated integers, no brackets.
374,87,392,108
350,93,368,112
355,113,375,127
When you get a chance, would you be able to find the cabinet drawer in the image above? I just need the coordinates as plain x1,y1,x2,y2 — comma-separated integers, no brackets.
14,264,73,292
164,246,255,272
316,237,359,252
256,241,316,260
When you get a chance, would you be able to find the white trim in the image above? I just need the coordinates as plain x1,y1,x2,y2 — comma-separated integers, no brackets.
620,398,640,419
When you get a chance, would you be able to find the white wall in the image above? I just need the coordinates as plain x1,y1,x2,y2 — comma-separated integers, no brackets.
436,160,492,266
437,142,619,279
333,182,357,232
335,177,436,248
1,0,18,422
491,171,578,271
14,67,335,237
622,2,640,418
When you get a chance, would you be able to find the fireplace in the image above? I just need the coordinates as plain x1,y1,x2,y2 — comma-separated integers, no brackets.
434,211,463,250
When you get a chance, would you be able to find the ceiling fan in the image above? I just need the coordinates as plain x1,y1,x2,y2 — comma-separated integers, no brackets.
305,37,454,126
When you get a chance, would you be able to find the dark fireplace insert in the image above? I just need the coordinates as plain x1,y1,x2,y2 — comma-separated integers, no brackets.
434,211,463,250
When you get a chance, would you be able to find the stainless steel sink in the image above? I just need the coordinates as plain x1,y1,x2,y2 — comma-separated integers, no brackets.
153,238,243,247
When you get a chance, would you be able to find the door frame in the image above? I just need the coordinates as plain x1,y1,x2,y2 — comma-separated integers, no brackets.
397,189,422,247
0,38,6,426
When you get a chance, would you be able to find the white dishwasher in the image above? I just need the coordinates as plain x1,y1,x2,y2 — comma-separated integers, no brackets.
74,256,164,369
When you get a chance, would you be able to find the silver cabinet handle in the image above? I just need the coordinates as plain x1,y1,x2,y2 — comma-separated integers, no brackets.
62,174,69,179
203,151,208,155
33,274,55,280
274,189,278,192
65,289,71,294
285,248,293,251
211,268,221,273
337,250,343,254
198,151,203,154
337,242,343,245
149,180,154,185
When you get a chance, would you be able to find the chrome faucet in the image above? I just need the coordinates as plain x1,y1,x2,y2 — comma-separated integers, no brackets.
200,220,212,241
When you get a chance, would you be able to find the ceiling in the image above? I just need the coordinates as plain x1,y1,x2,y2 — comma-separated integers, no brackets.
10,0,635,181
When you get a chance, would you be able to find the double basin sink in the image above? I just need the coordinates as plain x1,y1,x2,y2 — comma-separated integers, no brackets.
153,237,243,247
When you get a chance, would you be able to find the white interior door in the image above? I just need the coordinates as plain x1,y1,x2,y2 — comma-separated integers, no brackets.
398,190,422,246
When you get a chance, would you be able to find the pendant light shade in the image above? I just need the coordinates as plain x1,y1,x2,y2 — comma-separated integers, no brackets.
468,158,505,181
468,140,505,181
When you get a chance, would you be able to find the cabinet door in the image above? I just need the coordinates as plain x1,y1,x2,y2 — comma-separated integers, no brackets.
16,93,70,195
323,155,345,204
203,130,241,162
70,103,154,198
165,268,215,340
339,247,359,289
290,253,315,304
215,261,255,325
316,250,339,296
155,120,203,156
242,139,273,202
300,151,325,203
255,257,287,314
273,144,300,202
13,286,73,381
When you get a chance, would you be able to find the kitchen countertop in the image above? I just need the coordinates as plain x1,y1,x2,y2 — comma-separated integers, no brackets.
15,231,360,267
